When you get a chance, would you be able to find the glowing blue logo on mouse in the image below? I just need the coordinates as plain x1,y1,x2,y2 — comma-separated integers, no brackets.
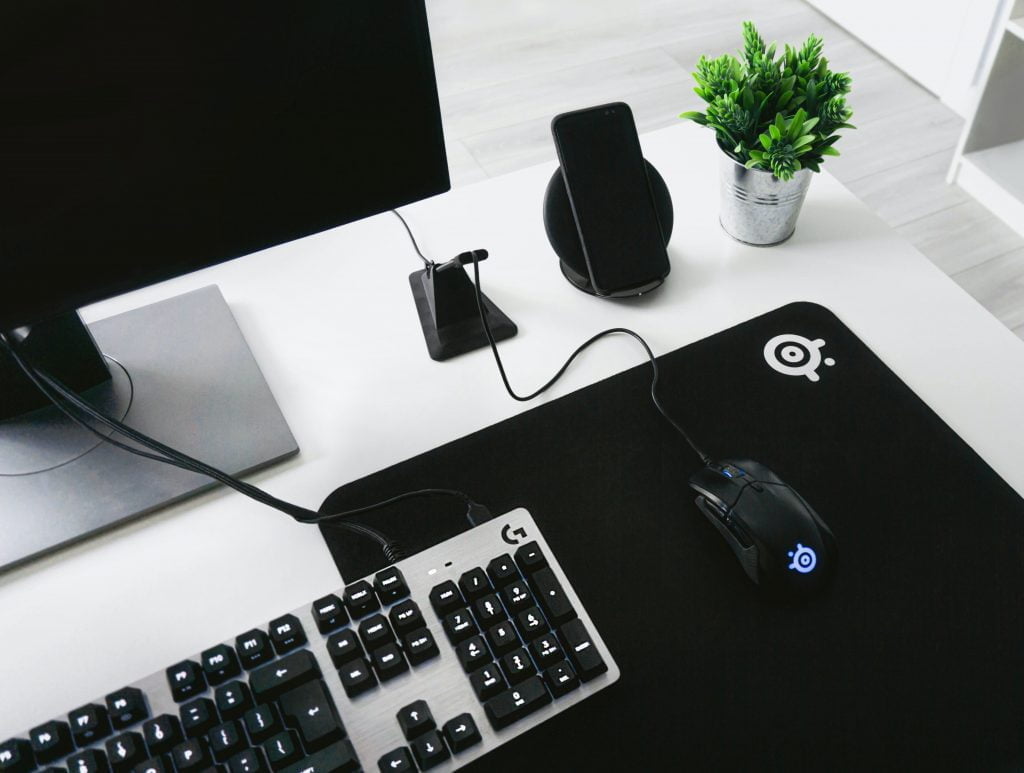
787,543,817,574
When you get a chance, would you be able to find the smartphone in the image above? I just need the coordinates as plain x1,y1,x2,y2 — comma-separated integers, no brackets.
551,103,669,296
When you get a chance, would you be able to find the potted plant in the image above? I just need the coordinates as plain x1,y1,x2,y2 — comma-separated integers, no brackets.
681,22,854,245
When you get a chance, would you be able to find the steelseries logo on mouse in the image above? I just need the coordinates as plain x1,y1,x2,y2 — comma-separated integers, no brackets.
763,333,836,382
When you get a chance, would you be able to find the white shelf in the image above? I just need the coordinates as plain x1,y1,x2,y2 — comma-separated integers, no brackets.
1009,17,1024,41
958,139,1024,239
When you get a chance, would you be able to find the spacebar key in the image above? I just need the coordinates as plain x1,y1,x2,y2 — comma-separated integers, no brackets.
250,649,321,701
484,675,552,729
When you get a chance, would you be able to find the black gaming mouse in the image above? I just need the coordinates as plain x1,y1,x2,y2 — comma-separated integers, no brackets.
689,459,837,595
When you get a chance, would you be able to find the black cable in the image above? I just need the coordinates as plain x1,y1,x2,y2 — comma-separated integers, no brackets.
390,209,433,267
390,209,712,465
0,331,485,561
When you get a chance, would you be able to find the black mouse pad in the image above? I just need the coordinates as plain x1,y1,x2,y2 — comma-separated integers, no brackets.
320,302,1024,771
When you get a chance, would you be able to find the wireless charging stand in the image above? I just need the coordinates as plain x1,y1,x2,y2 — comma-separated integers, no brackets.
543,159,674,297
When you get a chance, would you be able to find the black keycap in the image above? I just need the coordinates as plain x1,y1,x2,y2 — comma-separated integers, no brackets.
215,681,253,721
472,593,505,627
235,629,274,670
169,738,210,773
200,644,242,686
107,685,149,727
410,731,449,771
69,704,112,747
165,660,206,703
486,554,520,588
179,700,217,739
105,733,146,773
0,738,34,773
250,649,321,702
268,614,307,655
131,755,171,773
227,747,268,773
483,675,552,729
358,614,395,651
544,660,581,698
207,721,247,763
515,606,548,641
325,629,364,668
485,620,519,656
402,628,439,666
499,581,534,614
455,635,490,674
377,748,414,772
278,740,359,773
66,749,110,773
373,567,409,604
243,704,282,745
371,642,408,681
500,647,535,685
442,608,477,644
530,568,576,625
458,568,491,601
342,580,379,619
514,541,548,574
278,680,346,752
388,600,423,636
311,595,348,635
338,657,377,698
529,634,564,668
262,731,301,772
142,715,182,757
468,663,506,701
558,619,607,681
428,581,463,617
29,721,73,764
442,714,481,754
396,701,434,740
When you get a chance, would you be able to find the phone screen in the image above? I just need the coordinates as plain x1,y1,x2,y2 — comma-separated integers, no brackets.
553,104,669,294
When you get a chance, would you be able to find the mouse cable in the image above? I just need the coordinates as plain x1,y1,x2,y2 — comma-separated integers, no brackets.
390,208,712,465
0,331,489,564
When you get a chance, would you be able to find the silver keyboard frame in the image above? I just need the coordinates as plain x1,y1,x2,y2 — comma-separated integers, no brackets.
12,508,619,771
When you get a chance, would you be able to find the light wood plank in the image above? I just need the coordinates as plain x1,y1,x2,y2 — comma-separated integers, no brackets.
843,150,968,227
896,200,1024,275
952,246,1024,330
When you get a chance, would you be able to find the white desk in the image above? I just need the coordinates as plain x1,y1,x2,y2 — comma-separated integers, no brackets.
3,123,1023,733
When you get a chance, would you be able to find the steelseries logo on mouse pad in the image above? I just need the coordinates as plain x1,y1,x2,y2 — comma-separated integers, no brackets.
763,334,836,382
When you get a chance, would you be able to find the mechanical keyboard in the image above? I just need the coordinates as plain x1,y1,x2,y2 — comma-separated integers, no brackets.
1,509,618,772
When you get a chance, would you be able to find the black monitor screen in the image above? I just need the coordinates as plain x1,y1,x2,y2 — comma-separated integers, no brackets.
0,0,449,330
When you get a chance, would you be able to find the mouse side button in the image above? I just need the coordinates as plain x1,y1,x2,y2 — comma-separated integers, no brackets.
694,496,759,582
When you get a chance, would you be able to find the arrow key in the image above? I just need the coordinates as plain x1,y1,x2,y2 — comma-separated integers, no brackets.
442,714,481,754
396,700,434,740
278,680,346,752
410,730,450,771
376,748,414,772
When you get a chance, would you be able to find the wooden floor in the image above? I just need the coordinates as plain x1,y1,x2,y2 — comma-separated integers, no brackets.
425,0,1024,340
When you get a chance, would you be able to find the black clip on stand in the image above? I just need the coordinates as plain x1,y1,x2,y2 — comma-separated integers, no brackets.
409,250,518,361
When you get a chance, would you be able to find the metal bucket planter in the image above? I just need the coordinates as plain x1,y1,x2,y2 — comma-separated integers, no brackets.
718,151,812,246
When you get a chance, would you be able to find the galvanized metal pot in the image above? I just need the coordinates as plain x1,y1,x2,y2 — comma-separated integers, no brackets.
718,150,812,246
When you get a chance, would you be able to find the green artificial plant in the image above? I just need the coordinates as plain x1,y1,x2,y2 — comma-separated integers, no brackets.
680,21,854,180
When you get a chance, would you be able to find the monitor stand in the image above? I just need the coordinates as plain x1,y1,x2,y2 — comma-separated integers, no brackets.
0,285,299,572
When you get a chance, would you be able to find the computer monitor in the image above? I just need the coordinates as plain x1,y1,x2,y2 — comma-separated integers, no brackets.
0,1,450,569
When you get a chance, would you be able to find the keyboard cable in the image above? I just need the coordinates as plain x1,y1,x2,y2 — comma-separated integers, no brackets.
0,332,490,564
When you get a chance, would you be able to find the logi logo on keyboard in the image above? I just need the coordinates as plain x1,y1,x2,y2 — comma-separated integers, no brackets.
501,524,528,545
763,333,836,382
